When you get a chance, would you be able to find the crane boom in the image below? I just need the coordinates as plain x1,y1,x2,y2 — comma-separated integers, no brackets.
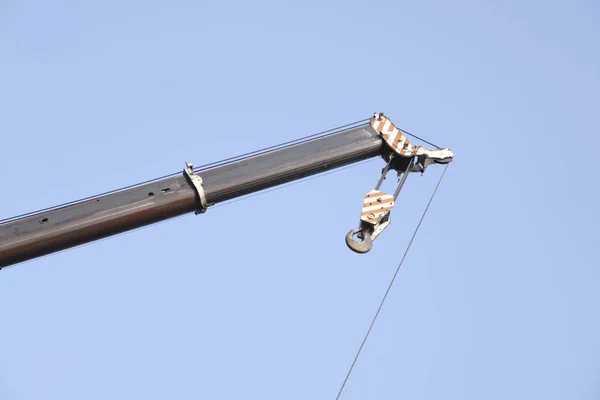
0,114,453,268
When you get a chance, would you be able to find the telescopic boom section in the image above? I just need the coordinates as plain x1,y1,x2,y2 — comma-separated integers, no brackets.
0,122,384,268
0,114,454,269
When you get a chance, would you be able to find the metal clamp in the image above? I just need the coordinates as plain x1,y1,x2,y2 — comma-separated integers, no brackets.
183,162,208,214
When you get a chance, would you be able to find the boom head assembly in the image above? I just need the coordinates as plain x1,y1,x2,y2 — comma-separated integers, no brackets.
345,113,453,254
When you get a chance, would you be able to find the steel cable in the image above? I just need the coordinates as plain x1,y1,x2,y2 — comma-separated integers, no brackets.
335,163,449,399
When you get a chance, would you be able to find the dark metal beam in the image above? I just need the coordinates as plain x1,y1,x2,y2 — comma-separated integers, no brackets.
0,124,383,268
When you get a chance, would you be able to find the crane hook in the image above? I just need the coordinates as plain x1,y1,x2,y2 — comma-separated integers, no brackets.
345,226,373,254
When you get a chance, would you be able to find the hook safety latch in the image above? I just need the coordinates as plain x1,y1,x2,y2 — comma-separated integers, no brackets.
183,162,209,214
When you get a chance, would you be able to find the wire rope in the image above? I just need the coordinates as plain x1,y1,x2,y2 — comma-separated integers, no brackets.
335,164,449,400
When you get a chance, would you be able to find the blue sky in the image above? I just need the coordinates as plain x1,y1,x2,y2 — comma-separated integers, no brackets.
1,1,599,399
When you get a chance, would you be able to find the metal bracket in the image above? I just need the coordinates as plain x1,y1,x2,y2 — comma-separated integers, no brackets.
183,162,208,214
371,112,454,171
